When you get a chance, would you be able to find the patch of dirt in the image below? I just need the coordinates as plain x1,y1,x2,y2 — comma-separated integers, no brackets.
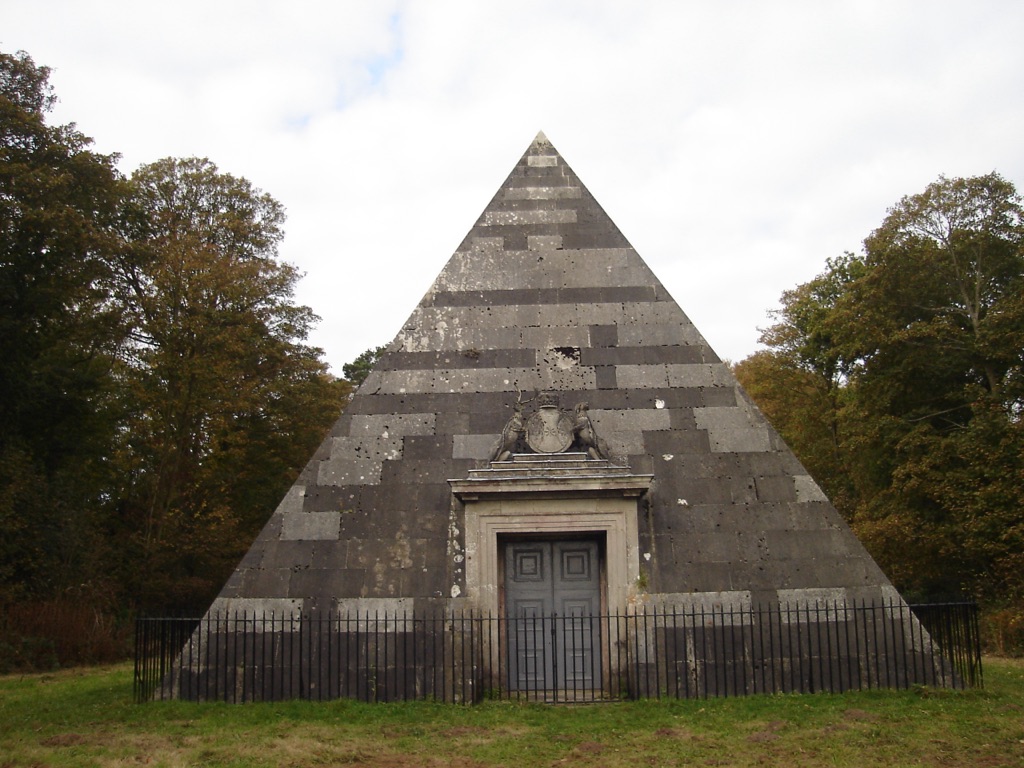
654,726,692,739
39,733,88,747
441,726,490,738
338,753,486,768
746,731,778,743
821,723,851,734
843,708,880,721
574,741,605,755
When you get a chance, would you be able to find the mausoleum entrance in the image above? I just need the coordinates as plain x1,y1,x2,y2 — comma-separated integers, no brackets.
448,392,653,696
501,534,604,691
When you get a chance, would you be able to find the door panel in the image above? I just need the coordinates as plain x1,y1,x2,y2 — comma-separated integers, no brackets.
504,539,601,692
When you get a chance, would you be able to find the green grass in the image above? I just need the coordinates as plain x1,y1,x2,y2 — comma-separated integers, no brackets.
1,659,1022,767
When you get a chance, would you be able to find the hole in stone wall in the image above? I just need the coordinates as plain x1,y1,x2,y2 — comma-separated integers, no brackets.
552,346,581,363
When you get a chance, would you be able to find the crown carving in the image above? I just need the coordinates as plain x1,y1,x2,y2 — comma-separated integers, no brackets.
536,391,560,408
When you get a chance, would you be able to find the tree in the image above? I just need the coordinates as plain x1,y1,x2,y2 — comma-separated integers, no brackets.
0,50,125,604
110,157,344,611
743,173,1024,604
839,173,1024,425
842,174,1024,600
0,48,349,665
343,345,387,386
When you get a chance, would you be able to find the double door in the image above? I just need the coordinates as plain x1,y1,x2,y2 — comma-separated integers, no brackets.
503,539,602,692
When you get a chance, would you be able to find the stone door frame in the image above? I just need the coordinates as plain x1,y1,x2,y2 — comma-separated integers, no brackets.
450,455,652,696
460,496,642,617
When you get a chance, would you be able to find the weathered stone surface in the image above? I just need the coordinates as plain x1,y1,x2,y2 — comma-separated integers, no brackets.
694,406,772,453
317,457,384,486
206,131,897,621
452,434,497,460
208,596,304,618
280,511,341,541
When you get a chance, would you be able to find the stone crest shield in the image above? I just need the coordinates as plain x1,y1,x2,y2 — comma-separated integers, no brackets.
524,393,575,453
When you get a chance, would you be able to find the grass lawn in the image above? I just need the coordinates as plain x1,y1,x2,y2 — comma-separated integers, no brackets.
1,658,1022,767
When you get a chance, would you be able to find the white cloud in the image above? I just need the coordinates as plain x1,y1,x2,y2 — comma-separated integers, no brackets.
4,0,1023,371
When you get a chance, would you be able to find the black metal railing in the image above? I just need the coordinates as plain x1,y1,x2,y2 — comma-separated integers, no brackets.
134,600,981,703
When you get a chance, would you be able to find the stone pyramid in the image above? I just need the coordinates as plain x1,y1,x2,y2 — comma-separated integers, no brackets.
211,131,898,618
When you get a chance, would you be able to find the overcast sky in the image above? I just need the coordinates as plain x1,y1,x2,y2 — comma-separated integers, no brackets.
5,1,1024,374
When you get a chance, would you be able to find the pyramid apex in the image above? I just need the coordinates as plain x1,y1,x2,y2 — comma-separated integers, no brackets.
532,130,551,145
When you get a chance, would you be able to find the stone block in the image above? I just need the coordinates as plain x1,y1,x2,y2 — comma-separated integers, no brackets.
482,209,576,226
527,155,558,167
273,485,305,517
701,387,738,407
794,475,827,502
770,500,829,532
398,434,447,460
617,322,702,347
245,568,292,597
666,363,731,388
594,365,617,389
263,540,317,569
615,364,669,389
673,477,736,505
776,587,849,613
685,562,741,593
453,433,496,460
436,411,471,435
729,476,759,504
318,457,383,486
649,590,753,614
398,568,445,598
528,235,564,250
348,413,437,438
281,511,341,541
763,530,827,561
595,409,669,449
507,186,580,201
522,326,591,349
310,540,348,570
302,485,351,513
208,596,304,619
581,346,647,366
668,408,697,430
572,301,626,326
693,406,771,452
643,427,710,455
331,435,403,462
588,324,618,347
754,475,797,502
622,301,683,326
345,539,379,570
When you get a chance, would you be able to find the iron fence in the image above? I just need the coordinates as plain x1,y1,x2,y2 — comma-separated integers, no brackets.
135,599,981,703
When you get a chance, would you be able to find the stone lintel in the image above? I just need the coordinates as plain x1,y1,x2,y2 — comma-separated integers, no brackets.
449,453,652,501
450,475,652,501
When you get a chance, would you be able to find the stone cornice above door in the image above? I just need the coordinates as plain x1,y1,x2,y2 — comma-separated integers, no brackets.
449,453,653,501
